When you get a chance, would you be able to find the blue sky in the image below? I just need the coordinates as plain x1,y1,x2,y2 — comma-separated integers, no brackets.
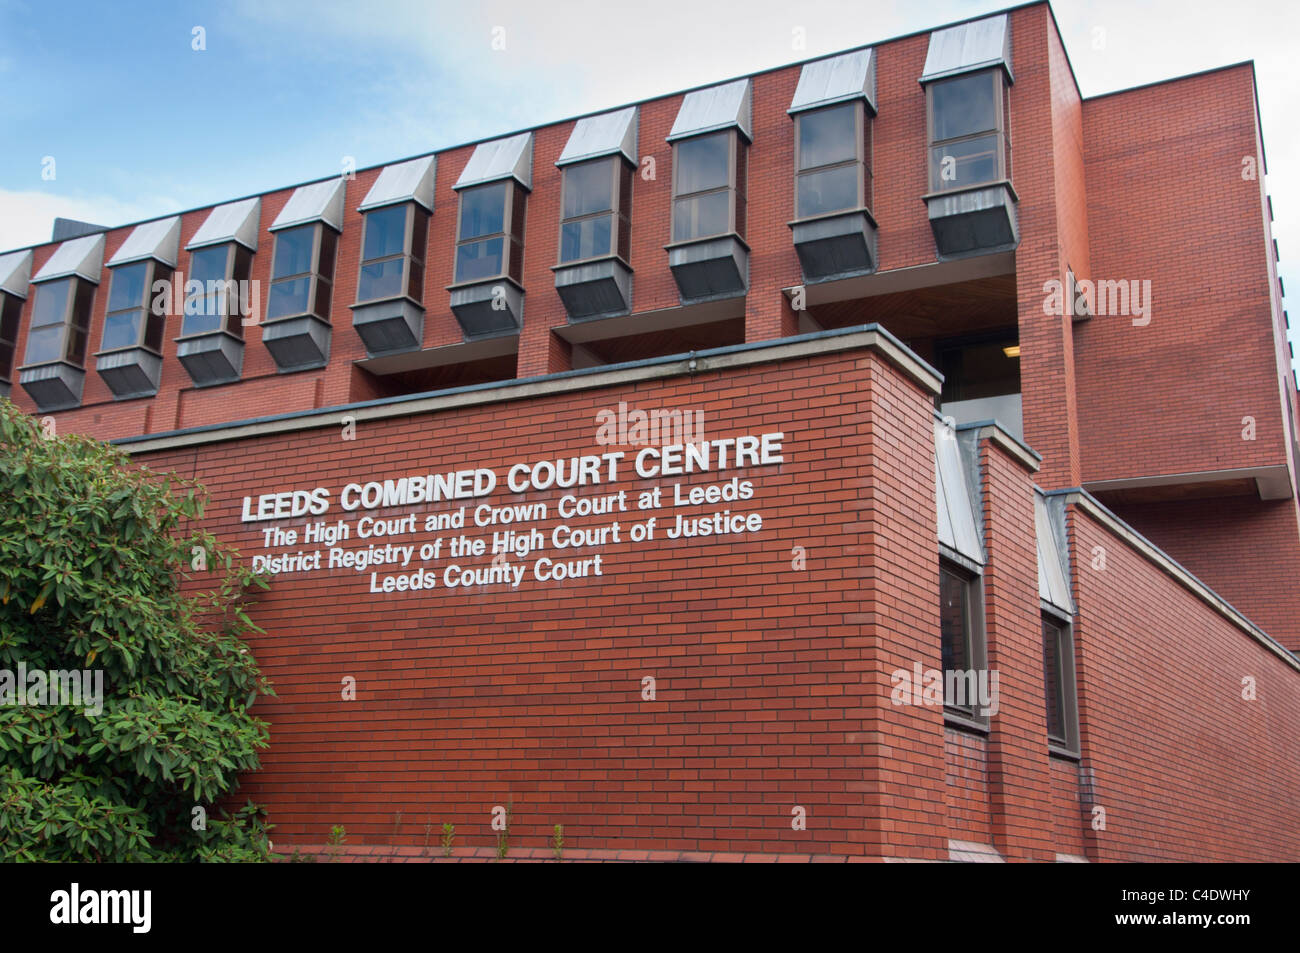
2,0,1297,366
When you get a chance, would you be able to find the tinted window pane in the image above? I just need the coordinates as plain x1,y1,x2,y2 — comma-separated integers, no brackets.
102,308,143,350
107,262,149,313
932,71,997,141
672,192,729,242
459,183,507,241
144,312,164,352
563,159,614,219
930,136,999,191
318,229,338,282
1043,618,1067,743
1,296,21,342
31,279,71,328
799,103,856,170
273,225,315,279
65,327,87,365
797,165,859,217
357,259,405,301
454,237,504,283
181,307,223,337
940,568,971,704
24,325,64,364
315,279,332,319
362,206,408,261
190,245,230,284
675,133,730,195
0,342,13,378
267,277,312,319
560,214,613,263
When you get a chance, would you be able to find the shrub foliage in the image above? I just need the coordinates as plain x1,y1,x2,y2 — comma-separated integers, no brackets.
0,400,273,861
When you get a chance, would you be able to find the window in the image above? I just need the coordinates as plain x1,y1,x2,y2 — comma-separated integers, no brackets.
0,293,21,381
102,260,168,353
671,130,746,243
267,224,338,322
795,101,870,218
182,243,252,337
559,157,632,265
357,203,427,304
927,69,1010,192
1042,613,1079,753
23,277,93,367
936,330,1021,404
454,182,525,285
940,562,987,721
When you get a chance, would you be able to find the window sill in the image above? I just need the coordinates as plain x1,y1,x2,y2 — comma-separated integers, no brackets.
943,710,990,734
1048,742,1081,762
921,179,1019,203
551,253,632,273
786,206,877,229
348,293,424,311
94,345,164,359
663,232,750,253
17,359,84,374
261,312,331,327
173,328,245,344
444,275,524,294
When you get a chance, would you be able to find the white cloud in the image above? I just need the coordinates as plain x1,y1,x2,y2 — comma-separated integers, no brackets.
0,189,182,250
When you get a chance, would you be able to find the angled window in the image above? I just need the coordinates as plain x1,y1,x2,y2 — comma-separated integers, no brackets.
919,13,1018,258
559,157,632,265
102,260,167,353
182,242,252,338
349,155,435,357
357,203,427,304
553,107,637,322
268,224,337,321
671,130,746,243
664,78,751,302
0,250,31,393
25,277,93,368
454,181,524,285
1042,612,1079,754
927,69,1009,193
787,49,877,281
0,293,24,385
795,102,870,219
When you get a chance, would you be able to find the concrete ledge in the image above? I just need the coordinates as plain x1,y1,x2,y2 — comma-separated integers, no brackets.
956,418,1041,472
114,323,942,454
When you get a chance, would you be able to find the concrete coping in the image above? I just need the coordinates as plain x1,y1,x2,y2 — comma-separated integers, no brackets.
955,419,1041,472
113,323,942,454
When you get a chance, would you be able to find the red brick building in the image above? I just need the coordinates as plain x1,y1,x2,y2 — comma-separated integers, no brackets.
2,2,1297,861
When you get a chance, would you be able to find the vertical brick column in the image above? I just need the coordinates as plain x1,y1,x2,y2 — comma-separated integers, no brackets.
858,352,948,860
977,431,1055,860
1011,6,1084,490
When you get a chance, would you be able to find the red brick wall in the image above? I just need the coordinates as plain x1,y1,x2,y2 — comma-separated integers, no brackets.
1067,503,1300,861
138,343,947,858
1110,495,1300,652
1076,65,1287,483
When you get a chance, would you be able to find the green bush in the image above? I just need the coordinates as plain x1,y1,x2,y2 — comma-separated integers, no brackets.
0,400,274,861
